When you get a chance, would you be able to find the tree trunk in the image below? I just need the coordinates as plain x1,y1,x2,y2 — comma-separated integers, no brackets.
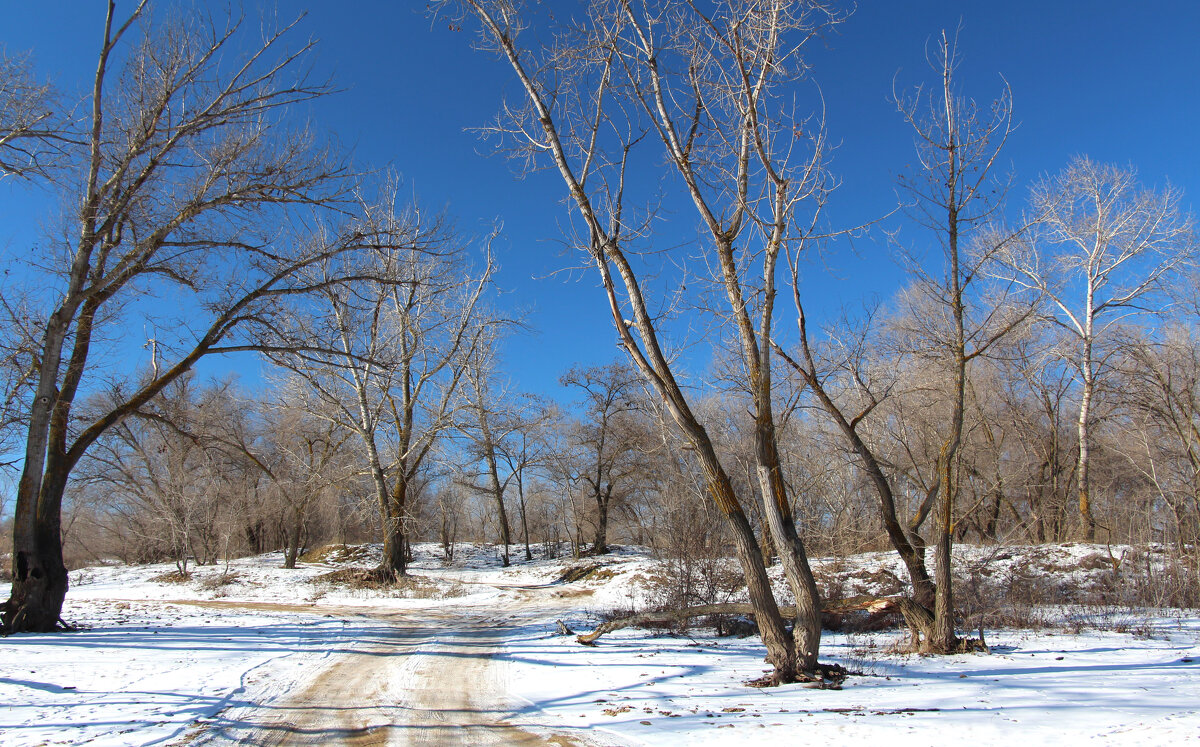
703,449,797,685
4,470,70,633
929,450,958,653
492,489,511,567
478,410,511,567
758,514,776,567
378,472,408,580
928,186,966,654
517,475,533,561
754,419,822,674
592,483,611,555
282,508,302,569
984,481,1003,541
1077,353,1097,540
4,307,75,633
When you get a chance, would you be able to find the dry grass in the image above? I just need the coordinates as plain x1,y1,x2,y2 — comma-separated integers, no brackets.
150,570,191,584
311,568,394,590
555,564,618,584
299,544,373,565
198,572,239,591
310,568,465,599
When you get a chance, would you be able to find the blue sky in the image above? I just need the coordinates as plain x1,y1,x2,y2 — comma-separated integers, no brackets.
2,1,1198,399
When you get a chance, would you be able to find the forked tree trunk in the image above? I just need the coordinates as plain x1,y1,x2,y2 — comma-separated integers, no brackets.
700,441,797,684
477,405,512,567
4,304,75,632
5,475,70,633
754,418,822,673
460,0,800,685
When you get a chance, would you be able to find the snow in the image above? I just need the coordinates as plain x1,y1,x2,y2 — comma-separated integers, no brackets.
504,614,1200,745
0,599,366,746
2,542,1198,745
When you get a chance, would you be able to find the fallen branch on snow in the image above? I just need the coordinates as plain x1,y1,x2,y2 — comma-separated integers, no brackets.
576,595,901,645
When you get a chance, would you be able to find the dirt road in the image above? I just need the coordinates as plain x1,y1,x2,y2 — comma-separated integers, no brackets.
185,599,592,746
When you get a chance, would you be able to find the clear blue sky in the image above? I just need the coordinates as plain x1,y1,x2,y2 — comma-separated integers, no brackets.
2,1,1198,398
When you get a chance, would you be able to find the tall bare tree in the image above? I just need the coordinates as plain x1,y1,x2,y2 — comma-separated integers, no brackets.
996,157,1195,540
604,0,845,672
1,2,399,632
494,394,556,561
887,30,1021,652
460,337,517,566
450,0,843,682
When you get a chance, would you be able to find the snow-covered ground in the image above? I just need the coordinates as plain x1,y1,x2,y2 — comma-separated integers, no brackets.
0,599,367,746
1,542,1197,745
510,613,1200,745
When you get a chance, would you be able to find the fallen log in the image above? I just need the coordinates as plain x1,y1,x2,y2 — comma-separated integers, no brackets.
576,595,902,645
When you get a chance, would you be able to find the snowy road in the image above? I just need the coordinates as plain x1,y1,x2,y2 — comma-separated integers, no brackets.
188,604,592,746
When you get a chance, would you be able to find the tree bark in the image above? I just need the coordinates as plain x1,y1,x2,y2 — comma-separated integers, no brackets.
702,447,797,684
592,482,612,555
378,475,409,579
1077,345,1097,540
754,418,822,673
4,471,70,632
282,507,303,569
517,473,533,561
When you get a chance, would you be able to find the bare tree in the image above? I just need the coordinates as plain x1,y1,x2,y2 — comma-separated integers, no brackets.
887,30,1020,652
996,157,1196,540
493,395,556,561
212,387,355,569
459,337,518,566
605,0,846,673
79,374,234,574
559,361,648,555
0,44,68,181
1114,324,1200,549
2,2,401,633
774,305,938,610
271,228,495,580
451,0,844,682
